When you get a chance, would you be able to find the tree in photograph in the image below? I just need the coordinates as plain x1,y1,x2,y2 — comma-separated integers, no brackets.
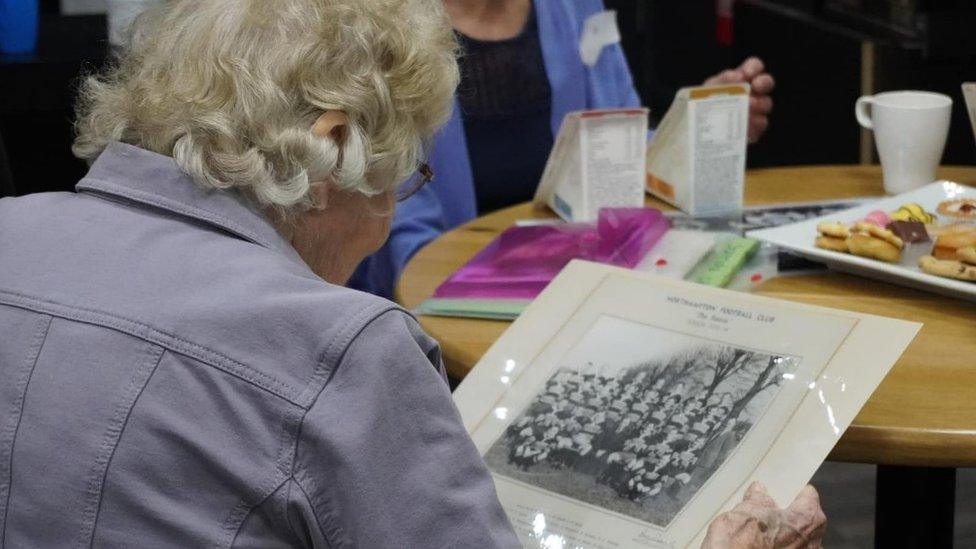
702,347,754,400
659,348,710,394
622,360,664,386
709,354,785,442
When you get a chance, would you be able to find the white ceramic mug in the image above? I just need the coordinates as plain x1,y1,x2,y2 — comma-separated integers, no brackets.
855,91,952,194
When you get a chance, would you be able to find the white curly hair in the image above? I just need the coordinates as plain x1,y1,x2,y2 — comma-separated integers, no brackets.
72,0,459,212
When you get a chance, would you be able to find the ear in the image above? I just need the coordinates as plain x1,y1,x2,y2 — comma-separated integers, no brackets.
311,110,349,143
309,111,348,208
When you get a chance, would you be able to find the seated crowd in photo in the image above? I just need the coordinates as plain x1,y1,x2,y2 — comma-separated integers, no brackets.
504,369,751,503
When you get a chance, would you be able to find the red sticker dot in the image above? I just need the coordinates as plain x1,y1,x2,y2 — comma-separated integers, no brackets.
750,273,763,283
655,258,668,267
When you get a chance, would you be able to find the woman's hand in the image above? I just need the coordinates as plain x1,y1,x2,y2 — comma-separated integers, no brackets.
704,57,776,143
701,482,827,549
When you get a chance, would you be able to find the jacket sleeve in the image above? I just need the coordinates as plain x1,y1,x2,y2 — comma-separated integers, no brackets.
293,310,519,548
347,185,447,299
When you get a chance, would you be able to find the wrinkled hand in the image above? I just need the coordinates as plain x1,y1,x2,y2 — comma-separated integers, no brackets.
704,57,775,143
701,482,827,549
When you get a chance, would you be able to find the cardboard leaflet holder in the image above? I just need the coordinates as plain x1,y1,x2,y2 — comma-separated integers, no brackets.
534,108,649,222
646,84,750,217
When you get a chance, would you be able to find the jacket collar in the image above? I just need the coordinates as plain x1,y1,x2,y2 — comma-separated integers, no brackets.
76,142,304,264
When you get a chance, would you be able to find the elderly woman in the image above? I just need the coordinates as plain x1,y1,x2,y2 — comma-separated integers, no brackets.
0,0,820,546
0,0,517,546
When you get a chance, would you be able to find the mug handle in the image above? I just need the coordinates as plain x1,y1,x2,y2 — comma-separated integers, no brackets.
855,96,874,130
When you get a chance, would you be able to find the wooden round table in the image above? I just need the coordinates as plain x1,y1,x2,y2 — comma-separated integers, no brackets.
398,165,976,546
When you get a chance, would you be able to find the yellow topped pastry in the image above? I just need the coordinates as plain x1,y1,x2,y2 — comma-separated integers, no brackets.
890,202,936,223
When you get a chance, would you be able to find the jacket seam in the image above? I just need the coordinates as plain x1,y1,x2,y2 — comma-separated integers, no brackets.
284,480,300,544
224,474,292,549
291,305,409,475
294,308,433,454
291,475,341,549
0,313,53,545
220,303,398,547
225,477,324,549
0,290,304,406
298,302,400,407
280,304,397,547
288,308,434,549
79,344,166,548
220,402,303,549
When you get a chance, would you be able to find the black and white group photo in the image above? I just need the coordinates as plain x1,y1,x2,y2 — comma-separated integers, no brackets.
484,316,798,528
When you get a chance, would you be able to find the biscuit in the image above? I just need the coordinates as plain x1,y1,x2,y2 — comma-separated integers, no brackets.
847,233,902,263
919,255,976,282
932,226,976,260
928,223,972,237
886,221,929,244
815,236,849,252
862,210,892,227
958,247,976,265
816,221,850,239
852,222,904,249
937,198,976,220
934,227,976,250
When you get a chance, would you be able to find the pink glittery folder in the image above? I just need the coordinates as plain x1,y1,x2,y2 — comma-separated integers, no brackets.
432,208,669,300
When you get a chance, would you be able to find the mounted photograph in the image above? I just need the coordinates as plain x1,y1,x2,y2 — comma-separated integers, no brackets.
483,315,799,528
456,263,919,547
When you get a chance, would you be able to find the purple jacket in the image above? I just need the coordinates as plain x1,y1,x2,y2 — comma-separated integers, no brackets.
0,143,518,548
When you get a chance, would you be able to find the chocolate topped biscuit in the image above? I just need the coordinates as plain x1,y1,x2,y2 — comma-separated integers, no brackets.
886,221,929,244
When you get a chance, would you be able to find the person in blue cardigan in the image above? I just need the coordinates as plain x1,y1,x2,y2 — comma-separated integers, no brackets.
350,0,775,298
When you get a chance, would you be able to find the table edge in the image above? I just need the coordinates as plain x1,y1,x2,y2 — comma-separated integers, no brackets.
396,165,976,466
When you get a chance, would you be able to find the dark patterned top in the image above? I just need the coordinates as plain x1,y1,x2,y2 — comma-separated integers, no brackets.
457,6,554,215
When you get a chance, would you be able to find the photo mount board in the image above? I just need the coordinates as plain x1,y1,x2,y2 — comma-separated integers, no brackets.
534,109,649,222
454,260,919,548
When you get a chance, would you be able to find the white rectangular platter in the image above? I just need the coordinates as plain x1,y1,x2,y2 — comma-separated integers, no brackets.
748,181,976,302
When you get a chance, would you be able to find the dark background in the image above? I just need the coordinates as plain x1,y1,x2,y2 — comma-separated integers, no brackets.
2,0,976,197
605,0,976,169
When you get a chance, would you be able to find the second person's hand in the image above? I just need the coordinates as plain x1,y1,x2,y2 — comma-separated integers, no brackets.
704,57,776,144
